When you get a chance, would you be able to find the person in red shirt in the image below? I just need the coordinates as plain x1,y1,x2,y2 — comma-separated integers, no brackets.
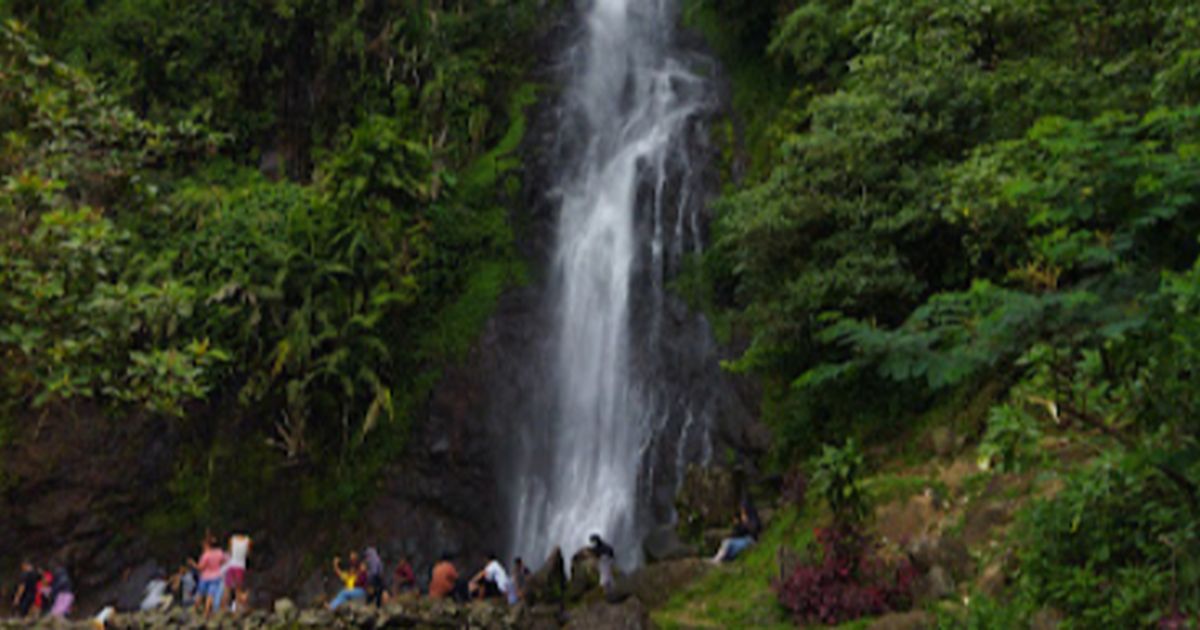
34,569,52,616
393,556,416,597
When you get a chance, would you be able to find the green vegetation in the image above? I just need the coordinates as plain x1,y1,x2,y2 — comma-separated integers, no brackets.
691,0,1200,625
5,0,1200,625
0,0,553,531
655,507,815,630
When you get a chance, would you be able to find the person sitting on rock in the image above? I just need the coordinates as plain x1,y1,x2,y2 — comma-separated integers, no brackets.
711,496,761,564
328,552,367,610
468,553,510,600
428,553,459,600
392,555,416,597
140,570,171,612
587,534,616,594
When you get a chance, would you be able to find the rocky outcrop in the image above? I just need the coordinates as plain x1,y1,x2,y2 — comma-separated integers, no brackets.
563,597,650,630
674,465,739,549
523,548,566,607
614,559,709,609
0,599,548,629
0,403,179,603
641,526,692,563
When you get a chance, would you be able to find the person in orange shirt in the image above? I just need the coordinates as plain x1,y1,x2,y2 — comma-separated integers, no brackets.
428,554,459,600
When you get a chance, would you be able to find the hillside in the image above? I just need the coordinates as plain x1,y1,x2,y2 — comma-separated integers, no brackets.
2,0,1199,628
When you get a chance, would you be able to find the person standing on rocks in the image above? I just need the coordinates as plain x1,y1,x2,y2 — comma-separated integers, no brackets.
191,536,227,617
173,564,198,609
507,557,529,605
224,532,252,613
34,567,52,616
328,552,367,610
48,565,74,619
588,534,616,595
11,560,40,618
363,547,386,606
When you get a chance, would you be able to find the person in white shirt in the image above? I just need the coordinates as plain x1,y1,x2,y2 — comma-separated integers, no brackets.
223,534,252,612
139,572,170,612
469,553,510,600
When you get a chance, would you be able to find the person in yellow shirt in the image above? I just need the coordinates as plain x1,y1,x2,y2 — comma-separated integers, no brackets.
328,552,367,610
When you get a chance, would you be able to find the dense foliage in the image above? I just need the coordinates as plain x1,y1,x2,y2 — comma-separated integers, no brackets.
776,525,915,625
689,0,1200,624
1,0,549,525
777,440,915,625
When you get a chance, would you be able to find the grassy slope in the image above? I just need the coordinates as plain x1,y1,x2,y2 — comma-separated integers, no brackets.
654,507,815,629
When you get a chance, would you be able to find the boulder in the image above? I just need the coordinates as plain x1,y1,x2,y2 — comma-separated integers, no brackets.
466,601,511,628
977,561,1008,599
642,525,693,562
876,490,941,546
961,500,1013,548
700,527,728,557
1031,608,1065,630
675,465,739,539
526,604,568,630
524,547,567,606
619,558,710,609
564,597,651,630
928,427,956,457
567,550,601,602
273,598,297,618
912,565,955,603
905,534,972,579
297,608,334,627
868,610,935,630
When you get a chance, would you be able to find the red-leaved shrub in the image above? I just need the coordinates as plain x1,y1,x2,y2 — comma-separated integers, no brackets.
775,526,916,625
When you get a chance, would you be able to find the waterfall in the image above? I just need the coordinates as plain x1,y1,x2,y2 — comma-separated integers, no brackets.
507,0,720,569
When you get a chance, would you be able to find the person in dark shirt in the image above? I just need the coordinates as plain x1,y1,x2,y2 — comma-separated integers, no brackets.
11,560,40,618
48,566,74,618
711,497,761,563
587,534,615,594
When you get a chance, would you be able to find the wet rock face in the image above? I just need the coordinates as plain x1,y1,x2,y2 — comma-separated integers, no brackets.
674,465,739,544
641,525,692,563
566,550,601,603
0,402,177,605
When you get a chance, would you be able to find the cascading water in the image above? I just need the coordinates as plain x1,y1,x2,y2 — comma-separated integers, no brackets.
506,0,733,569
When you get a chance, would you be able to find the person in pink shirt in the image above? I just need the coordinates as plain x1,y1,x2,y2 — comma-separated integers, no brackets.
190,536,227,617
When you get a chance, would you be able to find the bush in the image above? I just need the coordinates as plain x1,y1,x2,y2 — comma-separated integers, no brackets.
811,439,869,527
1013,451,1200,628
978,403,1042,473
776,524,916,625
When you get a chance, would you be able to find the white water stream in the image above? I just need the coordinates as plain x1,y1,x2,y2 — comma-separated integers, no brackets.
509,0,713,568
